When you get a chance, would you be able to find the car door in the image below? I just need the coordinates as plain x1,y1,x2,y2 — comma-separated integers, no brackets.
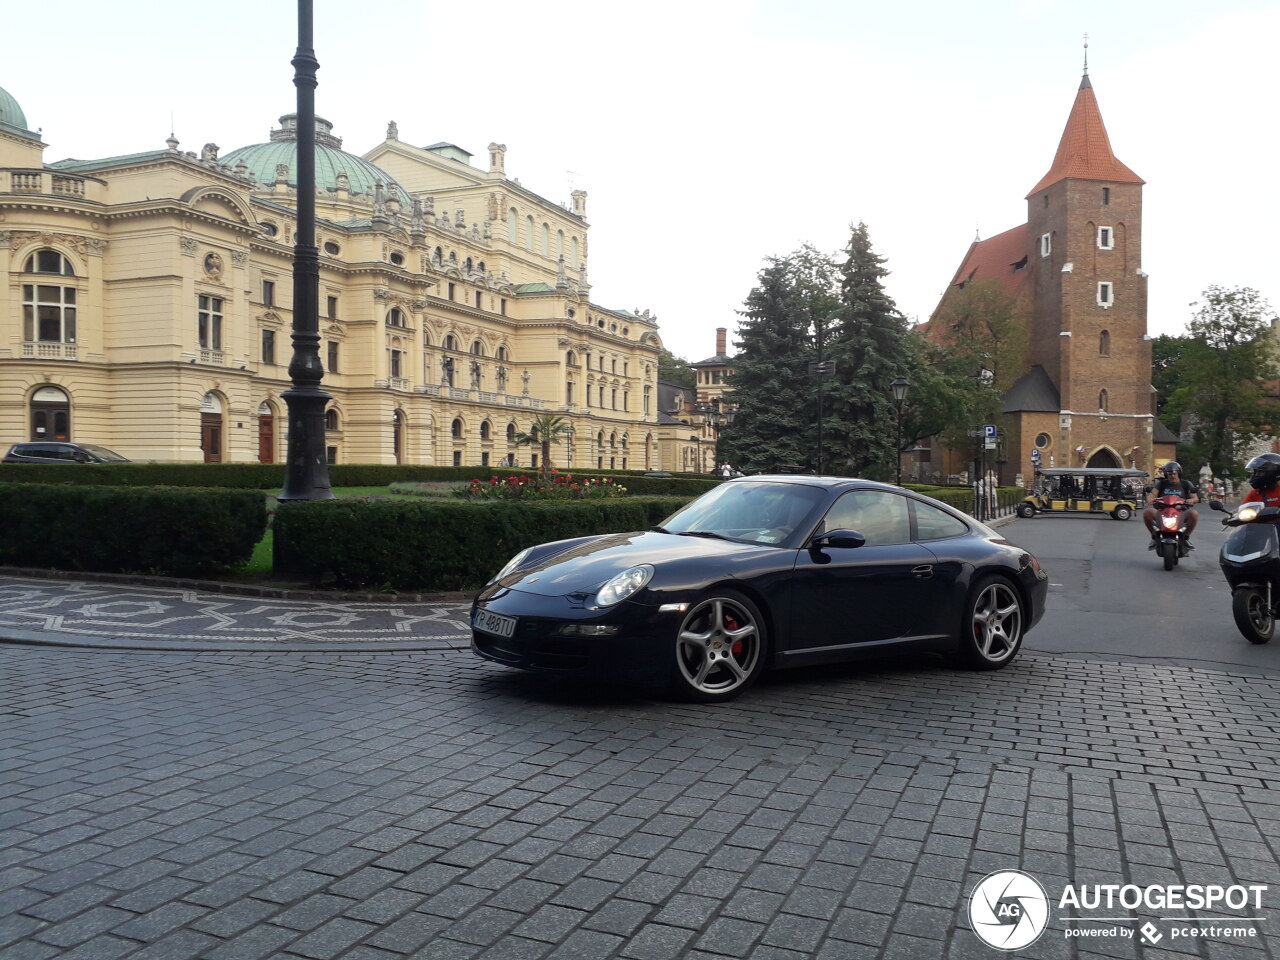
787,489,937,651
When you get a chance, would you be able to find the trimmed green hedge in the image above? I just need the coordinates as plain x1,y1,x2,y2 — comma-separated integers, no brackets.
0,462,720,496
0,484,268,577
274,496,692,591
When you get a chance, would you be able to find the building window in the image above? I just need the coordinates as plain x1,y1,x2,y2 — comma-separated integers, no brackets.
327,341,339,373
525,216,535,251
453,450,462,466
1034,432,1051,449
567,381,575,404
23,283,77,343
262,280,275,306
25,250,75,276
1040,233,1051,258
387,308,405,327
480,421,491,441
326,446,337,464
471,340,485,357
507,423,517,444
198,295,223,350
390,349,403,379
1099,389,1109,412
1099,330,1110,356
451,418,463,439
1102,187,1111,205
327,296,338,318
500,298,507,316
325,409,339,431
447,282,456,301
1097,226,1113,250
1097,282,1113,307
475,291,483,309
261,329,276,364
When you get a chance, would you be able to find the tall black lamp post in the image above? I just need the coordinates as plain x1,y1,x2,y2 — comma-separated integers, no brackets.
279,0,334,501
890,376,910,486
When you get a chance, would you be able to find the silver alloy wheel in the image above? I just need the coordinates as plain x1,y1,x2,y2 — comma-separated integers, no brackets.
969,580,1023,664
676,595,761,697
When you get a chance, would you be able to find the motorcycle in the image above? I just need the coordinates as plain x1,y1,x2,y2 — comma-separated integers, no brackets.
1152,494,1192,570
1210,499,1280,644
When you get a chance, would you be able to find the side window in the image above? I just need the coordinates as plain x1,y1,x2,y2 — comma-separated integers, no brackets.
912,500,969,540
822,490,911,545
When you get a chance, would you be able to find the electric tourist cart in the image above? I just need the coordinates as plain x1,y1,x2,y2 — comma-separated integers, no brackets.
1016,467,1148,521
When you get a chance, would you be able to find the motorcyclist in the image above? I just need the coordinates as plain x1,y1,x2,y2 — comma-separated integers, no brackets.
1240,453,1280,508
1143,461,1199,549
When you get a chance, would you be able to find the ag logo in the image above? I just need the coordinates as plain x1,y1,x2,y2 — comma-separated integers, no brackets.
968,870,1050,950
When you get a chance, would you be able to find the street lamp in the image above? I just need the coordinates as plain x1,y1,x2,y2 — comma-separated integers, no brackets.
890,376,910,486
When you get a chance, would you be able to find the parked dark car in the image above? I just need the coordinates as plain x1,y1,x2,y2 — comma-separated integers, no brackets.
2,442,131,464
472,475,1048,702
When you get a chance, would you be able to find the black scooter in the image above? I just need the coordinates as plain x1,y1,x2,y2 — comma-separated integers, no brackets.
1210,500,1280,644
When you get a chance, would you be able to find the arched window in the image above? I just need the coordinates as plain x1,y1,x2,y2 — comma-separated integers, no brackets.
497,345,509,362
471,340,485,357
25,250,76,276
542,223,550,255
506,422,517,444
566,350,577,366
480,421,491,441
525,216,534,251
1099,329,1110,356
387,308,405,327
571,237,580,268
433,246,443,265
325,409,339,431
1099,389,1109,412
557,230,565,260
451,418,463,439
444,334,458,351
508,209,518,244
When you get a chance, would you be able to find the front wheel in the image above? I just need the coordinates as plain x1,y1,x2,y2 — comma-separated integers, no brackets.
1160,541,1177,570
1016,502,1036,519
954,576,1025,670
1112,504,1133,521
1232,587,1274,644
671,590,767,702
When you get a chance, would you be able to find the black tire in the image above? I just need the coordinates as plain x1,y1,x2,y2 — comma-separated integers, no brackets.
1016,502,1036,519
954,576,1025,670
1232,588,1274,644
1160,542,1176,571
671,590,767,702
1112,505,1133,521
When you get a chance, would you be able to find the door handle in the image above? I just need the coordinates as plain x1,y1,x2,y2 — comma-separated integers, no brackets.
912,565,934,579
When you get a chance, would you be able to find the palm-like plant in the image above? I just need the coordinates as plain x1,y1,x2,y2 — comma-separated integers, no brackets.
512,413,573,473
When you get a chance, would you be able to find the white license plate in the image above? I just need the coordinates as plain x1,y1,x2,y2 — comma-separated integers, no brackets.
473,609,517,638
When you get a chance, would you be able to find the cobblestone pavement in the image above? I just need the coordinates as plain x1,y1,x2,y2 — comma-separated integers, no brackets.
0,575,472,651
2,639,1278,960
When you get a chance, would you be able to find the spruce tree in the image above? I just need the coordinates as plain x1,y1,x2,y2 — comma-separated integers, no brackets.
719,247,837,473
824,222,911,478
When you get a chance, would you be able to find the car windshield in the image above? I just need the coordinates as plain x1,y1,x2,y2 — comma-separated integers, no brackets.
660,481,827,545
78,444,129,462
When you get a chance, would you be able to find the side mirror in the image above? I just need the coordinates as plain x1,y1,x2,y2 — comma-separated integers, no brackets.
1209,500,1226,512
810,529,865,550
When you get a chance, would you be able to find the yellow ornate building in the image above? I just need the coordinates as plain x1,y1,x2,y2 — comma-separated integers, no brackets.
1,85,671,470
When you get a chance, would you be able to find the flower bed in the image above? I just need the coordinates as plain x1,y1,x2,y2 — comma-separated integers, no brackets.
459,469,628,500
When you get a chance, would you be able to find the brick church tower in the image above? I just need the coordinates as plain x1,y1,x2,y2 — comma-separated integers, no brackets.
927,63,1178,483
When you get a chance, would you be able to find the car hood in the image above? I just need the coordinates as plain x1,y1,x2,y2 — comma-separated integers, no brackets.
498,530,764,598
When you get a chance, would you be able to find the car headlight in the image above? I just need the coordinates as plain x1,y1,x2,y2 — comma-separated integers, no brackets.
491,548,531,583
595,564,655,606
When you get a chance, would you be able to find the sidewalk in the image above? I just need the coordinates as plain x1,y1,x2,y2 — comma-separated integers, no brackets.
0,570,473,653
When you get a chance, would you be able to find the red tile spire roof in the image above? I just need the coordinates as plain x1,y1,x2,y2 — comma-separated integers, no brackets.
1026,74,1144,197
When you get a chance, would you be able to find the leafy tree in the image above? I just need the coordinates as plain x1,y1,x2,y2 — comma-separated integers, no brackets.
512,413,573,474
657,349,695,392
1164,286,1279,476
718,247,837,473
823,222,912,478
1151,333,1192,430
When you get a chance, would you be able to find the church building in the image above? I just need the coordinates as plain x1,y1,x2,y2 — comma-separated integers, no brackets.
924,64,1178,484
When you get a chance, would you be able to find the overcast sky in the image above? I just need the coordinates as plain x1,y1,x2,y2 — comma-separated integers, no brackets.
7,1,1278,362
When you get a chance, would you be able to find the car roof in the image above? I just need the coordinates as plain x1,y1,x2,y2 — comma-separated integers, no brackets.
726,474,891,490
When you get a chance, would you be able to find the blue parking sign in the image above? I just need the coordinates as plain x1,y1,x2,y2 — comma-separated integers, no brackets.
983,424,997,439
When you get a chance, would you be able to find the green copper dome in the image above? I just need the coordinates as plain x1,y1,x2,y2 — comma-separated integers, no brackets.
222,115,411,205
0,84,37,139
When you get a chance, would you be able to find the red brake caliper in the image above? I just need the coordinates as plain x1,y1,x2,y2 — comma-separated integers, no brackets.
725,612,743,658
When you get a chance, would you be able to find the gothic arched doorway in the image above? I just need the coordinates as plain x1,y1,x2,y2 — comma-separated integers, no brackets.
29,385,71,441
1086,448,1121,468
257,401,277,464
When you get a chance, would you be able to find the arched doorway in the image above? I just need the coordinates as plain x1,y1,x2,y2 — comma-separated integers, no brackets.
257,401,276,464
1086,448,1121,468
392,409,405,464
200,393,224,463
29,385,71,441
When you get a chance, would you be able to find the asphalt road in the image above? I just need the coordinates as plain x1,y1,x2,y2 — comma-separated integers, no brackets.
997,507,1280,676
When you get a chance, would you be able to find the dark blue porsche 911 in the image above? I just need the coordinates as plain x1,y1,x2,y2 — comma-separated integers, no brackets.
471,475,1048,702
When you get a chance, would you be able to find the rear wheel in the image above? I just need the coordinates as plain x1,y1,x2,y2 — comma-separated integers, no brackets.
671,590,767,702
1016,502,1036,519
1232,588,1274,644
1112,504,1133,521
954,576,1024,670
